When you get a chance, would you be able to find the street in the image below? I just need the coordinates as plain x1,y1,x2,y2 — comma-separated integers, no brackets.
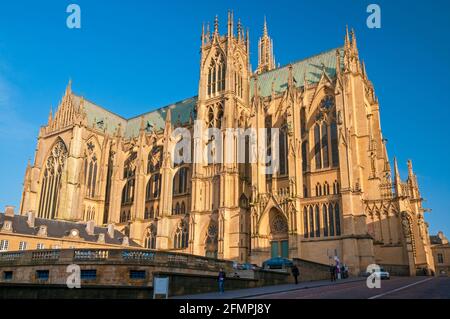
244,277,450,299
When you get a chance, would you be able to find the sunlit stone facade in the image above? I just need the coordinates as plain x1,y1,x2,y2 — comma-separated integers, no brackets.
19,13,435,276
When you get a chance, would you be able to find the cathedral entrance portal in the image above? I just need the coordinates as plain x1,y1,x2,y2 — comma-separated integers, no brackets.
269,208,289,258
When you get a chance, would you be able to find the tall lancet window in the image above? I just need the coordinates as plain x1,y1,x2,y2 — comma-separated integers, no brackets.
38,140,68,219
85,153,98,198
121,152,137,207
314,124,322,169
279,124,289,176
207,52,226,97
330,120,339,167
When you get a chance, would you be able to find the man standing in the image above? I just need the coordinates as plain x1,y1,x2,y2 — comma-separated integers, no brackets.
291,265,300,284
218,268,226,293
330,264,336,282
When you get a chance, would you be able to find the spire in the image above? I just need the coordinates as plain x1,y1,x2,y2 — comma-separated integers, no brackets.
336,49,341,76
345,25,350,49
165,108,172,131
393,157,402,186
65,78,72,96
263,16,268,37
362,60,367,78
227,10,234,38
256,16,275,74
351,28,358,54
407,160,414,178
237,18,242,41
201,22,205,45
48,106,53,124
214,15,219,35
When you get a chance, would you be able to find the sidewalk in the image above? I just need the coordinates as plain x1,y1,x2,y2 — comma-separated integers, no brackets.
171,277,365,299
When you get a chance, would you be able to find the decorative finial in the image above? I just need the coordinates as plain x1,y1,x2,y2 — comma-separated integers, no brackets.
214,15,219,35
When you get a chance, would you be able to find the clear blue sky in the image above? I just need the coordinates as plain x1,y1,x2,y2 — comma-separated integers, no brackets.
0,0,449,235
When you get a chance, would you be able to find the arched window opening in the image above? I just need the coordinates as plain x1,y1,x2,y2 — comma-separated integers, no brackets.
314,124,322,169
207,53,226,97
181,202,186,215
321,122,329,168
331,120,339,167
279,125,289,176
329,204,335,236
147,146,162,174
303,207,309,238
335,203,341,236
174,220,189,249
323,204,329,237
315,205,321,237
144,224,157,249
309,206,315,238
38,140,68,219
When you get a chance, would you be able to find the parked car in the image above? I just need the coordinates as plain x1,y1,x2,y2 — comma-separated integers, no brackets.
365,267,390,280
262,257,294,270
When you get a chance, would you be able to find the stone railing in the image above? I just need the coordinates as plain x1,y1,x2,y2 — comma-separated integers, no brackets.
0,248,233,272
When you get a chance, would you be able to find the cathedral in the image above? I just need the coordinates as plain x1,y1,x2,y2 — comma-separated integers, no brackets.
19,13,435,276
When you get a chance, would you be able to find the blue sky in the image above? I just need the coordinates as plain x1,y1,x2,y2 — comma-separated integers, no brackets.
0,0,449,235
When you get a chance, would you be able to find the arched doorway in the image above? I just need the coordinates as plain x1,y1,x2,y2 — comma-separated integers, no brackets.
269,208,289,258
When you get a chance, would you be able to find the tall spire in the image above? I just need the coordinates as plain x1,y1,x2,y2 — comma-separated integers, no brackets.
214,15,219,35
256,16,275,74
227,10,234,38
345,25,350,49
65,78,72,96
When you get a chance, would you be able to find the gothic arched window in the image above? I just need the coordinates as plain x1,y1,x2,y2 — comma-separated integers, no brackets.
85,154,98,198
314,124,322,169
329,203,335,236
144,224,157,249
309,206,315,238
207,52,226,97
147,146,162,174
330,121,339,167
38,140,68,219
335,203,341,236
303,207,309,238
323,204,329,237
321,122,329,168
121,152,136,205
174,220,189,249
315,205,321,237
279,125,289,176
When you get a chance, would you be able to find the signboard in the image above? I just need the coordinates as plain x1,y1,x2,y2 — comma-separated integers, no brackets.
153,277,169,299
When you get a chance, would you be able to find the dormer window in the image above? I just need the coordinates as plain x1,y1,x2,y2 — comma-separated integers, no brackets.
1,220,12,232
37,225,48,237
70,229,79,238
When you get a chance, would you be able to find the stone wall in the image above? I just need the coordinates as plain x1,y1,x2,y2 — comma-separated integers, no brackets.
292,258,331,282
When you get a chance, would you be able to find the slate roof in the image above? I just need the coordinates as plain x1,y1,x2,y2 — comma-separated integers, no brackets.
0,213,140,247
71,47,342,139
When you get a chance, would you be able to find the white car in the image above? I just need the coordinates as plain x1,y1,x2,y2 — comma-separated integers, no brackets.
372,268,390,280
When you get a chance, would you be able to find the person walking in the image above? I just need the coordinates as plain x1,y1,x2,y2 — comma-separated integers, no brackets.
330,264,336,282
291,265,300,285
218,268,226,293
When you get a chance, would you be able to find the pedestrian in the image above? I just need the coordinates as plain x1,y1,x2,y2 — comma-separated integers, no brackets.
340,265,345,279
291,265,300,284
218,268,226,293
330,264,336,282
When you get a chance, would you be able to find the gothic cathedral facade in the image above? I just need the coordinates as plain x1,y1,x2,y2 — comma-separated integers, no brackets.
19,13,435,276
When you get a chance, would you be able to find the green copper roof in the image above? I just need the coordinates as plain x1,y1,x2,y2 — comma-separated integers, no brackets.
251,47,344,97
72,47,342,139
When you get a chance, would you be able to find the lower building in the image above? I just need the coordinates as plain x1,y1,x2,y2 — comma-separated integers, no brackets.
0,206,139,252
431,232,450,276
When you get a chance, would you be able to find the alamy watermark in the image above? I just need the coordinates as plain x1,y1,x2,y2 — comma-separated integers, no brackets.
66,4,81,29
367,4,381,29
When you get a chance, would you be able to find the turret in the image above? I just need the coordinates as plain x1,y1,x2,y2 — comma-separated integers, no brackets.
256,17,275,74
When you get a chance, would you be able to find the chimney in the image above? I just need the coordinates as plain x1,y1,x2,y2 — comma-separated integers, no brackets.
27,211,35,228
107,224,115,239
4,206,15,217
86,220,95,236
97,233,105,243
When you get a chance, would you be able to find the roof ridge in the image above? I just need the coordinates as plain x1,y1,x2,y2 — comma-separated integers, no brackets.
72,93,128,121
256,46,343,78
126,96,198,121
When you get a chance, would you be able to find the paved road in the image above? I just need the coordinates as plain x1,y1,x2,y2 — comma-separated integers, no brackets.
244,277,450,299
